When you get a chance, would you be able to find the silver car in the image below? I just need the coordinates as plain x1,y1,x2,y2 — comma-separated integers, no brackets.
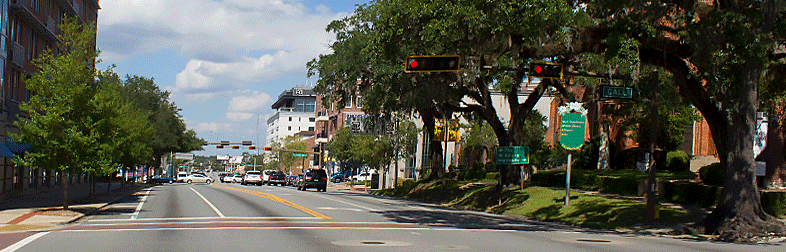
185,174,213,184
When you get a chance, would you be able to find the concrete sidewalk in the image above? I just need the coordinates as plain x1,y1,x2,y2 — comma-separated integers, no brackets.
0,182,147,233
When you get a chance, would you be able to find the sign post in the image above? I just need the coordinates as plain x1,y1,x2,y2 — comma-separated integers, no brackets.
559,102,586,206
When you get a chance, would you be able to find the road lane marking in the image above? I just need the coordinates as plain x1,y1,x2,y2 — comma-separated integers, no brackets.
190,187,226,218
213,184,332,220
0,231,49,252
310,193,380,212
85,216,321,223
130,188,152,220
317,207,363,212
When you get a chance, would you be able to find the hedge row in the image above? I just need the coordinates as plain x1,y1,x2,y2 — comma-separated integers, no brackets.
661,182,786,218
531,170,641,196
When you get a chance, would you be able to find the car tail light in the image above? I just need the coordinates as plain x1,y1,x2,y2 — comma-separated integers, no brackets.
305,176,312,181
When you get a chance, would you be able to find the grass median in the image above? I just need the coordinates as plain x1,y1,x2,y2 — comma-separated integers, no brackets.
373,180,695,230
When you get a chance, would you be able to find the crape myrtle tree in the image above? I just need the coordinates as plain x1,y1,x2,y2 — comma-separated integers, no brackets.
308,0,577,186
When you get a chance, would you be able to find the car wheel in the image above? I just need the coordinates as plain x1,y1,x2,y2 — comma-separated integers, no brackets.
168,180,173,184
207,180,212,184
187,180,192,184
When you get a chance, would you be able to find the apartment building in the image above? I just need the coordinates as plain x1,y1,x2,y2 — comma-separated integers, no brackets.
0,0,99,197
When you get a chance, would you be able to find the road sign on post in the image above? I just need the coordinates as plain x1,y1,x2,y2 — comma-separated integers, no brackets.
405,55,461,73
495,146,529,165
293,153,308,157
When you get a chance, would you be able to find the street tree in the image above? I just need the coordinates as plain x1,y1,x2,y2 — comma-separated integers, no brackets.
13,16,104,210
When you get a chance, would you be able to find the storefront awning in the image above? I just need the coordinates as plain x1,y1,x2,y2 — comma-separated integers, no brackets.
4,137,31,155
0,141,14,157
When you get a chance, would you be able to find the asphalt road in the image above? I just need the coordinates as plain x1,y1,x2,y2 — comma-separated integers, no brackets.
3,180,782,251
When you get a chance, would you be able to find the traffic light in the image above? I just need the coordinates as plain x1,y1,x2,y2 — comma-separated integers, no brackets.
249,146,256,150
264,146,273,151
405,55,460,73
529,62,563,79
216,145,224,149
232,146,240,149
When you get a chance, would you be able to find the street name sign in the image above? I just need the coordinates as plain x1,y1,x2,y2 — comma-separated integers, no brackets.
293,153,308,157
496,146,529,165
600,85,633,99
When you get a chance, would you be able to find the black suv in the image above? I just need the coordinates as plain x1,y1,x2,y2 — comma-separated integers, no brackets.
297,168,328,192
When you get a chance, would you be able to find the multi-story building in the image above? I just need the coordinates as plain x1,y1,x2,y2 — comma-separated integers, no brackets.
266,86,317,171
0,0,99,197
313,90,365,174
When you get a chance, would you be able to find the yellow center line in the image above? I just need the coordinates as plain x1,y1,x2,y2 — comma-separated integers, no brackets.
212,184,332,220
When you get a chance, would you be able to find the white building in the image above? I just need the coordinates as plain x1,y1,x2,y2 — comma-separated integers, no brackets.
267,86,317,145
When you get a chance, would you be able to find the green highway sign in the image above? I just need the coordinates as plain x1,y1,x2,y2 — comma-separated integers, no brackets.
496,146,529,165
600,85,633,99
293,153,308,157
560,113,586,150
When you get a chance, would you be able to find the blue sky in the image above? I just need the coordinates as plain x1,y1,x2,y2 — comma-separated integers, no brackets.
97,1,368,157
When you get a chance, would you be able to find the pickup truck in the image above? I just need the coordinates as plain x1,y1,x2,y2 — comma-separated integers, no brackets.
263,170,286,186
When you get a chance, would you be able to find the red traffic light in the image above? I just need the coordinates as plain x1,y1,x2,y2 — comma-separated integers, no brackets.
249,146,257,150
263,146,273,151
232,146,240,149
529,62,563,79
217,145,224,149
405,55,460,73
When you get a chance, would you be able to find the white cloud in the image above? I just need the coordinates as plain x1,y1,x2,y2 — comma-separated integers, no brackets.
228,91,272,112
195,122,235,132
226,112,255,121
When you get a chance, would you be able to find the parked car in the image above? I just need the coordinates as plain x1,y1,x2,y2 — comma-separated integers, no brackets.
243,171,263,186
148,175,175,184
352,172,374,182
331,173,346,183
176,171,189,183
222,174,234,183
230,174,243,183
297,168,328,192
285,175,298,186
263,170,286,186
186,173,213,184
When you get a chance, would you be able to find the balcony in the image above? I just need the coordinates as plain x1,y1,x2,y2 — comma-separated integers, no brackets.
316,133,329,144
46,16,57,35
11,42,25,67
316,111,329,122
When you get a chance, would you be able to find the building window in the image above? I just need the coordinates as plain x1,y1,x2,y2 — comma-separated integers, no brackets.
10,15,20,44
356,96,362,108
306,101,315,112
309,117,315,122
345,97,352,108
288,117,292,121
288,126,292,131
29,31,37,60
308,127,314,131
9,69,19,101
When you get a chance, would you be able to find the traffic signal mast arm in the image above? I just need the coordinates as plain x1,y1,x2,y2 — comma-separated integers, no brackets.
262,147,319,155
479,65,632,80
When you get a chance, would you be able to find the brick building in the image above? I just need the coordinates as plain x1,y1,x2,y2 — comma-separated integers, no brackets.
0,0,99,198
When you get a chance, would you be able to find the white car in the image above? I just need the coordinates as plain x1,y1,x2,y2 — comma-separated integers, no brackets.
185,174,213,184
223,174,236,183
176,171,189,183
243,171,262,185
353,173,374,181
231,174,244,183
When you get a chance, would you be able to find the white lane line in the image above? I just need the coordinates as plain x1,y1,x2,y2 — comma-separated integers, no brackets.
310,193,380,212
84,216,321,224
130,188,152,220
0,231,50,252
316,207,363,212
189,187,225,218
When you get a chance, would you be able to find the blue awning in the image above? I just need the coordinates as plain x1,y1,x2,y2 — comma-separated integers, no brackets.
0,141,15,157
4,137,31,155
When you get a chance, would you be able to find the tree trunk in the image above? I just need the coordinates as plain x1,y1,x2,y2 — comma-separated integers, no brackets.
762,115,785,188
62,173,69,210
697,62,786,242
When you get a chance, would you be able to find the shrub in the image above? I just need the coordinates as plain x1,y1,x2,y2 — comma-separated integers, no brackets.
485,161,497,172
761,191,786,218
486,172,500,180
662,182,723,208
573,137,601,170
612,148,640,170
699,163,724,186
664,150,690,171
